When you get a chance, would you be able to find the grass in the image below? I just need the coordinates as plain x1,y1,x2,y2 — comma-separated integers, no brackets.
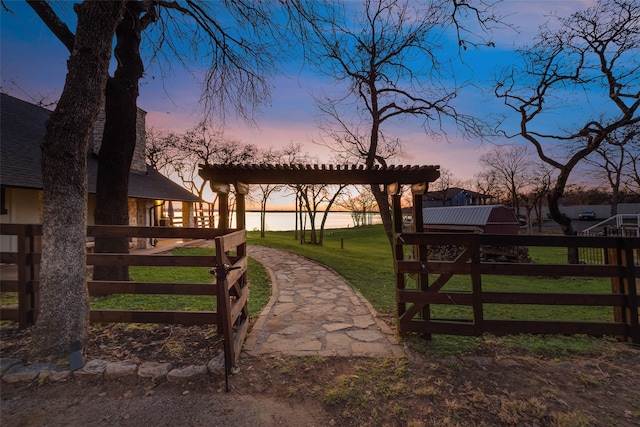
323,358,409,422
0,225,620,357
247,225,613,321
247,224,615,356
248,225,396,314
90,247,271,318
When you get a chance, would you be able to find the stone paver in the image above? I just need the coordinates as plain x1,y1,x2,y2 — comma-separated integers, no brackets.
244,245,403,358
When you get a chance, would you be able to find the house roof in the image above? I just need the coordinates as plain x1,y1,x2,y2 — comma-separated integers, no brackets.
423,187,491,201
1,93,200,202
422,205,517,226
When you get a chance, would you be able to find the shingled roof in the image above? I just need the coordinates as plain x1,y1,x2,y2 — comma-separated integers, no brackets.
199,163,440,185
0,93,200,202
422,187,491,201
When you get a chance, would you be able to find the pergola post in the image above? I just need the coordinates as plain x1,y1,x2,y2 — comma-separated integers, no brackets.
235,182,249,231
211,182,230,230
412,182,431,340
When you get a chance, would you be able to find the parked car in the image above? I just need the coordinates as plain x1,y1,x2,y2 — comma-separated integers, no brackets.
578,210,597,220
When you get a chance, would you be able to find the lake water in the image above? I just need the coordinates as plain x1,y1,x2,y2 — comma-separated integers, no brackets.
244,211,381,231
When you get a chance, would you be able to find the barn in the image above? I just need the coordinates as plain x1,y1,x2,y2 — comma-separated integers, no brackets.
422,204,520,235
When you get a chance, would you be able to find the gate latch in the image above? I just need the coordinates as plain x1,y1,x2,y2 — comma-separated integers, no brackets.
211,263,241,279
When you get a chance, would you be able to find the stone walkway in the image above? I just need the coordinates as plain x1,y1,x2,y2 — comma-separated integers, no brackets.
244,245,404,358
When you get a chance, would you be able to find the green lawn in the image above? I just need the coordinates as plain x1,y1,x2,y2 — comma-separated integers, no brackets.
247,225,613,322
90,248,271,318
2,225,619,356
4,226,614,327
247,225,619,356
249,225,396,314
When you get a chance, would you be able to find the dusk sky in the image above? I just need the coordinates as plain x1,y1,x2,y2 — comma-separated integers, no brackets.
1,1,603,190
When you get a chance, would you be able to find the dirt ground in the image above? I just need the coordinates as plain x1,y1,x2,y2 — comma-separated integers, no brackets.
1,323,639,427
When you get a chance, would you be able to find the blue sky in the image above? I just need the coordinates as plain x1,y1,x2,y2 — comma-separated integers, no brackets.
1,0,600,185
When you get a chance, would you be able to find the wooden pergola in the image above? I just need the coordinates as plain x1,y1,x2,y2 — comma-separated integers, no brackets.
198,163,440,337
198,163,440,230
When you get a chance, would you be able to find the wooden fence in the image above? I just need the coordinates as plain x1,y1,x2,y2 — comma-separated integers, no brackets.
394,231,640,344
0,224,248,371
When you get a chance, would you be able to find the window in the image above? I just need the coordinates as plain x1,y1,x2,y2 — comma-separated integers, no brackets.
1,187,7,215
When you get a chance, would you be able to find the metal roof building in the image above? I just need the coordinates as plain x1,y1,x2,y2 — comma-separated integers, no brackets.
422,205,520,235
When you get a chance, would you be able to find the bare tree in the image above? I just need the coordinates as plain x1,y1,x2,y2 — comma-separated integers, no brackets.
494,0,640,243
583,124,639,216
299,184,348,245
520,162,554,233
156,122,258,228
626,133,640,195
278,145,313,241
27,0,298,279
301,0,502,248
92,1,157,280
338,186,379,227
27,0,157,280
428,168,460,207
473,169,502,203
29,1,126,359
145,127,182,174
253,147,287,238
479,145,531,215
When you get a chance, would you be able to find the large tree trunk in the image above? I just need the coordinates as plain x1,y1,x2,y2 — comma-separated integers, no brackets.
93,4,145,281
371,184,393,250
547,182,579,264
32,1,125,360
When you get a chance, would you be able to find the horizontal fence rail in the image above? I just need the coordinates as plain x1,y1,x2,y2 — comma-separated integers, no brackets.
394,231,640,344
0,224,247,372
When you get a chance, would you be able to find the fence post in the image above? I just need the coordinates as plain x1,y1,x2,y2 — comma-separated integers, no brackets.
609,245,623,340
391,190,406,335
611,239,640,344
470,233,483,335
413,193,431,339
16,225,27,328
215,236,234,374
622,239,639,344
26,224,39,326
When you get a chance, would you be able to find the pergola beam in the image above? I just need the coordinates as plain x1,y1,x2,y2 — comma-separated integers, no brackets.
199,164,440,186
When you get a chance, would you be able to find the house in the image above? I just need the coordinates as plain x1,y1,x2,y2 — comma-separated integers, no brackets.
422,187,493,207
422,204,520,235
0,93,200,251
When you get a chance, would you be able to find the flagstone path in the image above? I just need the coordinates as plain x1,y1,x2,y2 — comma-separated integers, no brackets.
244,245,404,358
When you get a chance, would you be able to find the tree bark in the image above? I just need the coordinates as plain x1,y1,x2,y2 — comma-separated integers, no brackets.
32,1,125,359
93,3,146,281
371,184,394,250
547,182,579,264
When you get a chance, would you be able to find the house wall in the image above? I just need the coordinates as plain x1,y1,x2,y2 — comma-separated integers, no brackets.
1,188,42,252
132,108,147,173
423,200,447,208
90,197,153,249
2,188,42,224
423,190,487,207
451,191,472,206
1,191,153,251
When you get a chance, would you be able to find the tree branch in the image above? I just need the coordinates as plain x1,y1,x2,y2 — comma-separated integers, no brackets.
26,0,75,52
